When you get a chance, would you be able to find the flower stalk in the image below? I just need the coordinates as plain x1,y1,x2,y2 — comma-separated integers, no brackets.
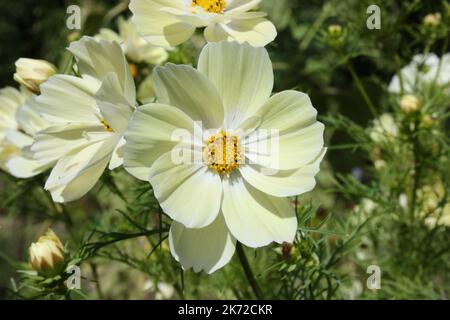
236,242,263,300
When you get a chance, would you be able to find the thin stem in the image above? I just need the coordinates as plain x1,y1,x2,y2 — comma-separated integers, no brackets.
347,63,378,118
409,128,421,224
236,242,263,300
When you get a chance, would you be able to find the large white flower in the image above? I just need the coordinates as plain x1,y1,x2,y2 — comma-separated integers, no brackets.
124,42,326,273
129,0,277,48
96,17,168,65
31,37,136,203
389,53,450,94
0,87,50,178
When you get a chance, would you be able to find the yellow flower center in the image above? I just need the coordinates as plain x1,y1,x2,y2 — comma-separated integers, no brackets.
100,119,114,132
192,0,226,13
204,131,242,174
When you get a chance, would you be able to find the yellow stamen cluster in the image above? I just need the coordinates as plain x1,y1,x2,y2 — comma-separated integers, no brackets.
100,119,114,132
192,0,226,13
204,131,242,174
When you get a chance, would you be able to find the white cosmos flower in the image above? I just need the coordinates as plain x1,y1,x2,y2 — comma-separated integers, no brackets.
96,17,169,65
129,0,277,48
31,37,136,203
0,87,51,178
124,42,326,273
389,53,450,94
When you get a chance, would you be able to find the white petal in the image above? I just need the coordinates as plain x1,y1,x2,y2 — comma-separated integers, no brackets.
0,87,23,131
16,98,49,136
205,18,276,47
169,213,236,274
153,64,224,129
222,175,297,248
243,90,324,170
32,123,111,165
36,75,101,123
124,103,202,181
96,73,134,134
109,136,125,170
226,0,261,13
149,151,222,228
255,90,319,134
197,41,273,128
5,130,33,149
5,155,50,179
204,23,229,42
239,149,326,197
68,37,136,105
129,0,196,49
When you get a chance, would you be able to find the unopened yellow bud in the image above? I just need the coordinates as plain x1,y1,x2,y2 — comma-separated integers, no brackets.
423,13,441,27
29,229,65,276
400,94,421,114
14,58,57,94
328,24,343,37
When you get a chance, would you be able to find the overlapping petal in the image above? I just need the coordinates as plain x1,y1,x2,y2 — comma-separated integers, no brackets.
204,18,276,47
198,41,273,128
36,75,101,123
153,64,224,129
149,151,222,229
124,103,202,181
44,137,118,203
239,149,326,197
130,0,196,49
68,37,136,105
221,175,297,248
243,91,324,170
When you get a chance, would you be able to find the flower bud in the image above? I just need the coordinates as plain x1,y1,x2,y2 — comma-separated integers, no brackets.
326,24,345,49
328,24,343,38
421,114,436,128
29,229,65,276
400,94,421,114
423,13,441,28
14,58,57,94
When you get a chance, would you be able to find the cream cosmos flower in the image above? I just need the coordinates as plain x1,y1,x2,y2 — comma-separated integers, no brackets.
31,37,136,203
96,17,168,65
0,87,51,178
389,53,450,94
129,0,277,48
124,42,326,273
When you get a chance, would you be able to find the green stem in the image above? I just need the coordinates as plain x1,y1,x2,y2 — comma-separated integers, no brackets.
409,128,421,224
236,243,263,300
90,263,104,300
347,63,378,118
